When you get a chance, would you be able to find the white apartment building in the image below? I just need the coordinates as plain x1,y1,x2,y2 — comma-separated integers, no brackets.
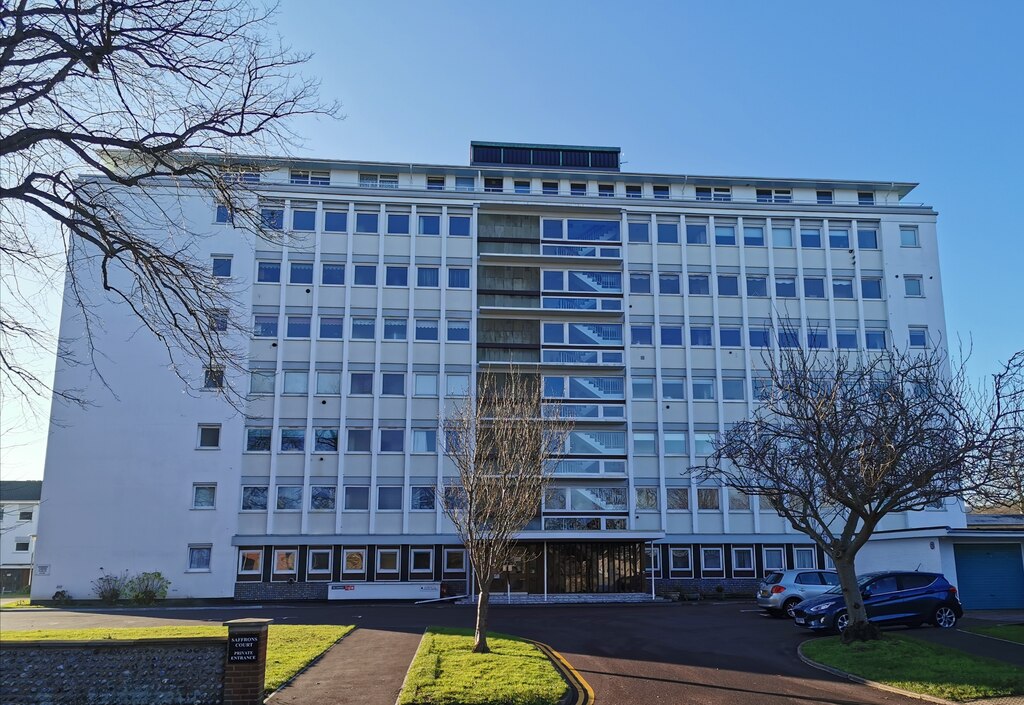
33,141,972,602
1,481,41,593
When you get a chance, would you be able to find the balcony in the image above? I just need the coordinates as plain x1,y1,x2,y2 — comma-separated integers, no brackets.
543,403,625,421
541,296,622,312
536,516,628,531
541,244,621,259
553,459,627,476
540,348,624,366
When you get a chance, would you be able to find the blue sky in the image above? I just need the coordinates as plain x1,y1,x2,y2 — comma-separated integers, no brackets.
3,0,1022,480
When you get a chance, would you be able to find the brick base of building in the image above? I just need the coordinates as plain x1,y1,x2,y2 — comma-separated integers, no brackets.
654,577,760,598
234,582,329,601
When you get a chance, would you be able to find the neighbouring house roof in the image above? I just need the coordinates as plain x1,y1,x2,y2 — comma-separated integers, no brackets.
0,480,42,502
966,513,1024,530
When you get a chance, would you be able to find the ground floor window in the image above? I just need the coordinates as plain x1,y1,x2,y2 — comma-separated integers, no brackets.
702,548,723,572
239,549,262,574
794,546,816,569
188,544,212,572
411,548,433,573
344,549,366,573
274,549,297,574
670,547,691,571
444,548,466,572
377,548,400,574
308,549,332,574
763,547,785,572
732,547,754,572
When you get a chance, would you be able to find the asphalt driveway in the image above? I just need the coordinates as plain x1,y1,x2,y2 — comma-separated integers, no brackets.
1,601,928,704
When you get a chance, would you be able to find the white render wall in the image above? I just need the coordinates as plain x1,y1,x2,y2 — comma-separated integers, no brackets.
0,500,40,571
32,157,961,599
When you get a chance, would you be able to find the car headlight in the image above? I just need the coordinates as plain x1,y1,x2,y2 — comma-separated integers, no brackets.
807,601,835,613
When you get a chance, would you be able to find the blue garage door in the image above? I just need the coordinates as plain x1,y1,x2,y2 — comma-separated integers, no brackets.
953,543,1024,610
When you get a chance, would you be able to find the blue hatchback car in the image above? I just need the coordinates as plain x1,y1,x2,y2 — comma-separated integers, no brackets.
791,571,963,633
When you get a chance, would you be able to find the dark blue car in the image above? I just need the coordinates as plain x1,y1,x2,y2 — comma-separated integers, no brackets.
791,571,963,633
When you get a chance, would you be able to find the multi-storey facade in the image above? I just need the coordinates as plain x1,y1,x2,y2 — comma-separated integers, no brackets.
32,142,963,601
1,481,42,593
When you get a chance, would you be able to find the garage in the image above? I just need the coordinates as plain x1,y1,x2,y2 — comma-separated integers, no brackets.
952,543,1024,610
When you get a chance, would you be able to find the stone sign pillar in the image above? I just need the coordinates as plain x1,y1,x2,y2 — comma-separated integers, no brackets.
223,618,272,705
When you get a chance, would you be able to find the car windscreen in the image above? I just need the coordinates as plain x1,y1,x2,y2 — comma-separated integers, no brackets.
763,572,784,585
825,573,878,594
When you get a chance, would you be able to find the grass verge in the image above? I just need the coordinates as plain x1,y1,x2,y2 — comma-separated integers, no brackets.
965,624,1024,645
802,634,1024,702
398,627,568,705
0,624,352,692
0,599,38,609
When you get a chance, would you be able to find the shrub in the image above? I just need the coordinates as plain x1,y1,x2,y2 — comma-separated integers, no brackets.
91,572,129,604
125,572,170,605
51,589,72,604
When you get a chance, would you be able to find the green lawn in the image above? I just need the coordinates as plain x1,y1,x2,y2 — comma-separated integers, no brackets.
0,599,38,609
965,624,1024,645
398,627,568,705
802,634,1024,702
0,624,352,692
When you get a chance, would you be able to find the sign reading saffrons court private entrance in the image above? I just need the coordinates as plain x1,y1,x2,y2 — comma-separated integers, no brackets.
227,633,260,662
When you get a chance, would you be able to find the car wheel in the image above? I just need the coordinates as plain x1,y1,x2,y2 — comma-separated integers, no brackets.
783,598,801,618
834,611,850,633
933,606,958,629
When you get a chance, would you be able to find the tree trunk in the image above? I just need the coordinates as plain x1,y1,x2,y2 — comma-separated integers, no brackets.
473,586,491,653
834,555,880,643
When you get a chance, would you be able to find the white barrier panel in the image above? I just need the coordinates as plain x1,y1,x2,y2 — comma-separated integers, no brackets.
327,582,441,600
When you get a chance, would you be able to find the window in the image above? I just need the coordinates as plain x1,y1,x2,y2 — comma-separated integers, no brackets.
196,424,221,449
772,226,793,248
695,186,731,201
448,268,470,288
355,212,379,234
317,371,342,395
694,433,716,456
670,547,692,571
380,429,404,453
379,372,403,396
280,428,305,452
829,229,850,249
408,548,433,574
720,328,741,347
343,549,366,572
858,191,875,205
633,432,656,455
686,223,708,244
314,428,339,452
411,486,436,510
257,261,281,283
653,184,670,199
794,547,816,569
484,177,503,193
241,486,268,510
657,222,679,244
417,266,439,287
692,378,715,400
804,277,825,299
643,547,660,572
426,176,445,191
447,374,470,396
808,330,828,349
203,367,224,389
862,278,882,299
718,275,739,296
245,428,271,452
324,211,347,232
746,275,768,297
800,228,821,248
319,316,344,339
857,228,878,249
351,317,375,340
816,190,833,204
349,372,373,395
662,378,685,399
290,169,330,186
274,549,297,574
344,486,369,510
360,173,398,189
212,256,232,277
261,207,283,230
661,326,683,346
541,181,559,195
909,327,928,348
192,484,216,509
732,548,754,571
900,227,919,247
632,377,655,399
729,488,751,511
664,432,687,455
570,182,586,196
865,330,886,350
631,325,652,345
282,370,307,394
292,209,315,231
238,549,262,574
444,549,466,572
455,176,475,192
698,488,720,510
715,225,736,245
414,373,438,396
449,215,471,236
384,318,407,340
630,272,651,293
322,263,344,285
625,184,642,198
378,486,402,510
418,214,441,236
743,226,765,246
347,429,371,452
628,222,650,243
836,329,858,349
215,203,232,224
833,278,854,298
688,274,710,295
702,548,723,571
722,379,745,400
276,485,302,510
749,329,770,348
188,545,212,571
413,430,437,453
597,183,614,197
667,489,690,510
775,277,796,298
635,487,659,511
514,180,532,194
690,326,712,346
354,265,376,286
308,548,332,573
447,320,470,342
659,273,680,294
385,266,408,287
904,276,923,297
778,329,800,348
387,213,410,235
416,319,439,341
286,315,311,338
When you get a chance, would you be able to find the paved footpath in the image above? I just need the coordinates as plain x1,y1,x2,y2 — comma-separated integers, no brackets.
269,627,422,705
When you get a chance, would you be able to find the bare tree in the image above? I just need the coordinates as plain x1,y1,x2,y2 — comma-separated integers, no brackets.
0,0,338,406
440,367,572,653
700,345,1023,642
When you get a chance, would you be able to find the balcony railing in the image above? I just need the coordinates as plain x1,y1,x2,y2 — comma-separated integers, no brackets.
542,403,626,420
541,296,622,311
541,348,624,365
553,459,627,476
541,244,621,259
536,516,628,531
